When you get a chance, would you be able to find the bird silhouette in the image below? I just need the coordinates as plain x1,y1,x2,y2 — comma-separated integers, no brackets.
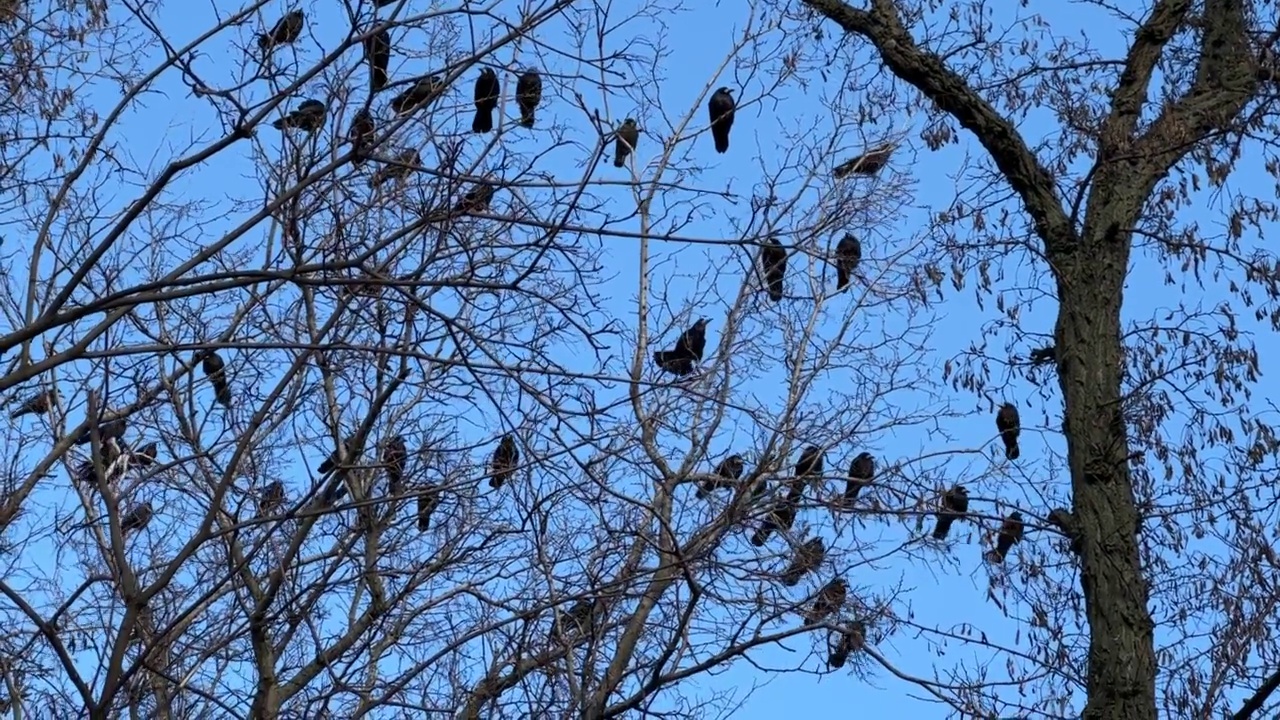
489,434,518,489
417,483,441,531
382,435,407,497
804,578,847,626
780,537,825,586
258,10,303,53
843,452,875,507
272,99,326,133
708,87,735,153
697,454,744,498
472,68,500,133
121,502,153,534
990,511,1025,563
653,318,709,376
347,108,376,165
515,70,543,128
833,233,862,290
995,403,1021,460
760,237,787,302
9,389,55,419
365,28,391,92
931,484,969,540
614,118,639,167
390,75,443,116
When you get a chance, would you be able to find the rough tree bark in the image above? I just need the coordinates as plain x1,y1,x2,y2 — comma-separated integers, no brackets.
801,0,1258,718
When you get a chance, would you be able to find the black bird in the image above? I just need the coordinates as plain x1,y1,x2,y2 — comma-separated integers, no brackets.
131,442,158,468
455,181,495,215
489,434,518,489
843,452,875,506
804,578,847,626
614,118,639,168
828,620,865,669
652,318,709,377
272,99,326,133
931,484,969,540
347,108,376,165
996,403,1021,460
257,481,286,519
989,511,1025,564
74,416,126,446
382,435,407,497
515,69,542,128
322,478,349,506
550,599,596,643
472,68,500,133
833,144,895,178
10,388,55,419
795,445,824,479
417,483,441,531
318,435,359,475
833,233,861,291
750,498,797,546
258,9,304,52
74,438,128,487
707,87,735,154
698,454,744,498
201,350,233,408
1029,345,1057,366
760,237,786,302
390,75,443,116
780,537,825,586
369,148,421,188
365,29,391,92
121,502,153,535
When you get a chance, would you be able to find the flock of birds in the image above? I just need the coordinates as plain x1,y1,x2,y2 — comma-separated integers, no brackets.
1,5,1034,677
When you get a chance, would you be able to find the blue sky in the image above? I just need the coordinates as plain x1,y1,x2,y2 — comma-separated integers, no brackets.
9,0,1280,717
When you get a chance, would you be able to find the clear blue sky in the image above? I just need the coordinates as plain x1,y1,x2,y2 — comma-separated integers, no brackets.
12,0,1280,717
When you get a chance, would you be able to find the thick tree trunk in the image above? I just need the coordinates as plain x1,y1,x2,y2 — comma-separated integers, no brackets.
1055,243,1157,720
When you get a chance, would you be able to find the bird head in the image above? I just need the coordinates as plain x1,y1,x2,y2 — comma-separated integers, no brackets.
953,484,969,496
623,118,636,128
1008,511,1023,522
696,317,711,329
716,86,732,95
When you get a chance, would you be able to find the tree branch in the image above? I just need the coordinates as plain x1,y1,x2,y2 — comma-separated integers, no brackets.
1233,667,1280,720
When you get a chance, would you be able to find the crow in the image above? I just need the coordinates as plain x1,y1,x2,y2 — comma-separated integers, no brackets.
131,442,158,468
653,318,709,376
515,69,542,128
121,502,153,535
1029,345,1057,366
804,577,847,626
698,454,744,498
795,445,824,479
780,537,825,586
750,498,797,546
472,68,500,133
844,452,875,506
834,233,861,291
369,148,421,188
365,28,391,92
382,435,407,497
390,75,443,116
833,144,895,178
417,483,441,531
828,620,865,669
489,434,518,489
760,237,786,302
990,511,1025,563
455,181,495,215
347,108,376,165
614,118,639,168
931,484,969,540
318,435,359,475
272,99,326,133
73,416,126,446
10,389,54,419
258,10,303,52
550,599,596,643
708,87,735,154
257,481,286,519
996,403,1021,460
201,350,233,408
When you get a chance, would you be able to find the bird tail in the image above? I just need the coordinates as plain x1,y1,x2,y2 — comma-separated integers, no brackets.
472,108,493,134
488,475,502,489
828,650,848,669
750,528,769,547
9,408,28,420
833,159,854,179
1004,441,1020,461
257,34,271,51
715,134,729,153
986,548,1006,564
781,572,799,587
213,381,233,408
418,516,431,532
613,151,626,168
652,350,671,366
836,266,850,291
696,483,709,499
519,109,535,129
767,280,783,302
271,117,288,130
931,516,953,540
371,68,387,93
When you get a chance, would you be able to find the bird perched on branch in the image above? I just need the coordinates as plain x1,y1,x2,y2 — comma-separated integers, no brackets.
780,537,825,586
931,484,969,540
382,435,407,497
347,108,375,165
989,511,1025,563
121,502,153,535
489,434,518,489
750,498,797,546
272,99,326,133
258,10,303,53
390,75,443,116
653,318,709,377
795,445,824,480
369,148,421,188
455,180,496,216
515,70,543,128
73,416,126,446
804,577,847,626
708,87,735,154
131,442,158,468
828,620,865,669
364,28,391,92
10,388,55,419
833,143,894,178
417,483,441,531
614,118,639,167
833,233,862,291
318,435,359,475
257,481,286,519
995,403,1021,460
472,68,500,133
698,454,744,498
201,350,233,408
760,237,787,302
844,452,875,507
